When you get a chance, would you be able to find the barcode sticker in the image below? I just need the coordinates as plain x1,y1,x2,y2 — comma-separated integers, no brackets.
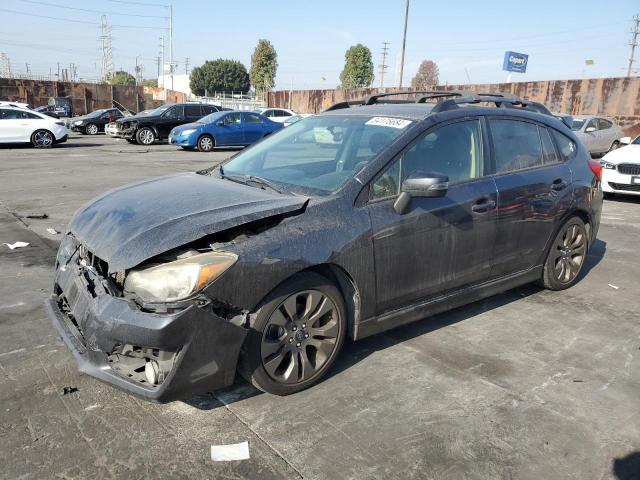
365,117,413,129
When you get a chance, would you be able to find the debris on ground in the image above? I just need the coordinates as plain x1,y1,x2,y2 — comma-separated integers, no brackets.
46,228,59,235
211,441,250,461
62,386,78,395
25,213,48,219
4,242,29,250
608,284,619,290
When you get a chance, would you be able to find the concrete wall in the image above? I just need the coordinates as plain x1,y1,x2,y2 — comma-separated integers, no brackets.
267,76,640,132
0,78,188,114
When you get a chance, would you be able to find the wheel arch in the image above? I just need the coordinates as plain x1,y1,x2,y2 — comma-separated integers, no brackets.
537,207,593,266
31,128,55,146
198,132,215,145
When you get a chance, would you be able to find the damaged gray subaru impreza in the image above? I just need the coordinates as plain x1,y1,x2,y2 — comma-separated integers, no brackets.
47,92,603,402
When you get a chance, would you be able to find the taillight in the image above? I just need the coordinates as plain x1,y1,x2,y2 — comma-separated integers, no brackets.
55,121,65,126
588,158,602,182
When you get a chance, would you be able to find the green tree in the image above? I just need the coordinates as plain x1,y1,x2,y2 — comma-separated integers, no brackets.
141,78,158,87
109,70,136,86
411,60,439,89
250,39,278,97
339,44,374,89
189,59,250,95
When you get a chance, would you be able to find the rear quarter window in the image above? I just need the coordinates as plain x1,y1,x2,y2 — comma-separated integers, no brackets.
549,129,577,161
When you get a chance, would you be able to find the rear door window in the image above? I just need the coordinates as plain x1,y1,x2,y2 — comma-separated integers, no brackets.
489,119,544,173
245,113,262,124
184,105,202,118
598,118,612,130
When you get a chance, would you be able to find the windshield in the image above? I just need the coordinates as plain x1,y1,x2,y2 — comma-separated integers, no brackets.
88,109,107,117
633,136,640,145
146,104,173,116
571,119,586,131
222,114,412,195
198,111,225,124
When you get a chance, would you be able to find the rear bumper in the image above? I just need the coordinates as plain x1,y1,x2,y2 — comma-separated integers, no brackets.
47,239,247,402
55,134,68,144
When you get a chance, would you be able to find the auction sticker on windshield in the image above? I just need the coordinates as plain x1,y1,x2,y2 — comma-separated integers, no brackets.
365,117,413,129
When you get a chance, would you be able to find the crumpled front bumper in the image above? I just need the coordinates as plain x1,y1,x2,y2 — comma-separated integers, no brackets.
46,236,247,402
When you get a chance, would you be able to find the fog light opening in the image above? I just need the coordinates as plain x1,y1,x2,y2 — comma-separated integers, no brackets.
145,360,160,385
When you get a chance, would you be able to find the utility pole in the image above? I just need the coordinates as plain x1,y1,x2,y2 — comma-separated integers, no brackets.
627,14,640,77
379,42,390,88
156,55,161,79
169,4,173,90
160,36,165,89
398,0,410,88
25,62,30,75
184,57,190,75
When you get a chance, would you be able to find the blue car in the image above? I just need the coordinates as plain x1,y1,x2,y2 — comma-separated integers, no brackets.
168,111,283,152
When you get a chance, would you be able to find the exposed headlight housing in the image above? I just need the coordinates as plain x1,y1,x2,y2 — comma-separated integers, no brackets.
123,251,237,304
599,160,616,169
180,128,196,136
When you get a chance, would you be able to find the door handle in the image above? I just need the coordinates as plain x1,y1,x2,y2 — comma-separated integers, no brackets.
551,179,568,191
471,199,496,214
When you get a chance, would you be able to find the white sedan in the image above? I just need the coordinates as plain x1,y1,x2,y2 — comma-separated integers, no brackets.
253,108,296,123
0,106,68,147
600,136,640,197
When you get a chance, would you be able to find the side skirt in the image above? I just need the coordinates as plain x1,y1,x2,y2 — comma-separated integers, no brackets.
354,266,542,340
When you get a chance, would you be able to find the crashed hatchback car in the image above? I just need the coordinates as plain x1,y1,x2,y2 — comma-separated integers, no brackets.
47,91,603,402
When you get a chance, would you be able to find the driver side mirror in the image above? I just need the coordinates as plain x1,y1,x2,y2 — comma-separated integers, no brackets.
393,173,449,214
585,126,596,133
216,120,224,126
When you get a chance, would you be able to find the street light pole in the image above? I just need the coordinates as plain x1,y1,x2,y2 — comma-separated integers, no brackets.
398,0,410,88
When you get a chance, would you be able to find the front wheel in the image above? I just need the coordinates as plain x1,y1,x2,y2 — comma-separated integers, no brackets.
85,123,99,135
135,127,155,145
197,134,215,152
539,217,588,291
31,129,54,148
239,272,346,395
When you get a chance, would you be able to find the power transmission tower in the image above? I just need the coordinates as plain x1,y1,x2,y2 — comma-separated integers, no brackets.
627,14,640,77
99,15,114,82
184,57,190,75
0,53,11,78
379,42,390,88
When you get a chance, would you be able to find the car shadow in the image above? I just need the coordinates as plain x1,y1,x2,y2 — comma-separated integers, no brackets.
605,195,640,205
184,238,606,411
0,142,103,149
612,451,640,480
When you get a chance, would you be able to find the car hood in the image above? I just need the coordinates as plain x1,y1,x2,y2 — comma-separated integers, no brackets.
116,114,157,124
69,172,308,272
172,122,202,133
602,144,640,164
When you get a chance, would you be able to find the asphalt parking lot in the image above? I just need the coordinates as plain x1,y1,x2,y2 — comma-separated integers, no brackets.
0,133,639,480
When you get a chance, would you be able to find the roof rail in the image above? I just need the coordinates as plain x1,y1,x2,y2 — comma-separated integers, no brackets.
323,89,555,120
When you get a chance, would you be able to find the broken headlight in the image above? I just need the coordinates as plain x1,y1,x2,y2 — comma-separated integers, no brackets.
123,251,237,303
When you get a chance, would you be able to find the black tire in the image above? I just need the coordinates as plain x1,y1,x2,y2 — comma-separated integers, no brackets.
135,127,155,145
539,217,588,291
31,129,54,148
239,272,347,395
197,134,215,152
85,123,99,135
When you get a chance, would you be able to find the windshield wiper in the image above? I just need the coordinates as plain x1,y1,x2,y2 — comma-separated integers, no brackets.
220,171,283,194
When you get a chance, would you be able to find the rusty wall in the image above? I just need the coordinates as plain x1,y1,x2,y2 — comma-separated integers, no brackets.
268,76,640,128
0,78,187,114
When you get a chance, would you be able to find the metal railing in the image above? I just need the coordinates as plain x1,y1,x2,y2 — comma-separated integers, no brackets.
194,91,266,111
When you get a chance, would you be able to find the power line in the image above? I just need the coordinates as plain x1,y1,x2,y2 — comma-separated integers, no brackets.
379,42,389,88
107,0,168,7
0,8,166,29
17,0,168,18
627,14,640,77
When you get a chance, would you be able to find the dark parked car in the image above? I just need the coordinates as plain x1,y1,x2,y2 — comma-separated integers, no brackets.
168,111,283,151
70,108,125,134
112,103,222,145
47,91,603,402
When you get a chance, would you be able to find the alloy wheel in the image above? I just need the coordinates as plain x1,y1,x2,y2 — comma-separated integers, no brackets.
138,129,154,145
261,290,341,384
86,123,98,135
552,223,586,283
33,130,53,147
199,136,213,151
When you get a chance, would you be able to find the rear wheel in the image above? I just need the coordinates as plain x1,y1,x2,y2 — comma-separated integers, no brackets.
540,217,588,291
239,272,346,395
85,123,99,135
197,134,214,152
31,129,54,148
136,127,155,145
609,140,620,152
